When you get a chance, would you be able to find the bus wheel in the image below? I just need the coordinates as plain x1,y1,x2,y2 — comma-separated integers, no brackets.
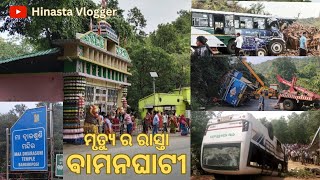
257,48,267,56
283,99,296,111
268,40,284,55
227,39,236,54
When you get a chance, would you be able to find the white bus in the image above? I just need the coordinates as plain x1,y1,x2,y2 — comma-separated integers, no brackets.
201,113,287,177
191,9,288,55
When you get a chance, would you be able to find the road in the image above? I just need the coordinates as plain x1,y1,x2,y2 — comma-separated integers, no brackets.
63,133,190,180
208,98,281,111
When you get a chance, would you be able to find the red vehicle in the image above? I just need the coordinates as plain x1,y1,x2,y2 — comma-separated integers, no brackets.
275,75,320,110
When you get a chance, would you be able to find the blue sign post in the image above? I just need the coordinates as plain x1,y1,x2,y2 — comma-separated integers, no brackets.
10,106,48,171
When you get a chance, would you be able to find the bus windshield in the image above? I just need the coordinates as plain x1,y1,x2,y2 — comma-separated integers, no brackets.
202,143,241,170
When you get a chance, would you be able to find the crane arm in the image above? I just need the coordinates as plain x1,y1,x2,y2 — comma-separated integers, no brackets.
276,75,320,99
241,59,265,87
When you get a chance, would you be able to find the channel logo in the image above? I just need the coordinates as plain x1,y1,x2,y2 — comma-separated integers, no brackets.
9,6,27,18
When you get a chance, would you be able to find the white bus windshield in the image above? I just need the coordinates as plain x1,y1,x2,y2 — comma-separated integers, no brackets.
202,144,241,169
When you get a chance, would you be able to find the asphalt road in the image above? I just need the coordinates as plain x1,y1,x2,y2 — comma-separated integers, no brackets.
63,132,190,180
208,98,281,111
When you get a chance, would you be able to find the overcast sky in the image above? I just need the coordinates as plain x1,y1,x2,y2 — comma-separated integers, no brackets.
238,2,320,19
92,0,191,33
216,111,303,121
0,102,38,114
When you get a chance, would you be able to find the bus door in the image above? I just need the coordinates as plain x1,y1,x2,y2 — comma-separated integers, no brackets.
224,14,235,35
212,13,225,34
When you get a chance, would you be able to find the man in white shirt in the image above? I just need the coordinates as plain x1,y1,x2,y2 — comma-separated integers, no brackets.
162,113,168,133
234,32,243,56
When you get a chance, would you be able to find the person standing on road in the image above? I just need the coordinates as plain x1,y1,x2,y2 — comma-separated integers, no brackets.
258,92,265,111
152,111,159,135
124,111,133,135
162,112,168,133
234,33,243,57
143,112,150,134
299,32,307,56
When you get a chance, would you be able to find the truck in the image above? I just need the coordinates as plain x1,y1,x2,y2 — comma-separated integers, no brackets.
275,75,320,110
219,70,251,107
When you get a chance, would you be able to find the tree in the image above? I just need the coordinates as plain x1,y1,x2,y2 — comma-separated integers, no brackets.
269,58,298,90
127,43,178,111
0,0,97,50
248,3,269,15
13,104,27,117
107,0,124,17
271,116,289,143
107,17,134,46
126,7,147,36
0,37,31,59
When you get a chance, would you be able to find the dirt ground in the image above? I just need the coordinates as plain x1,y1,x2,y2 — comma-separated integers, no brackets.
191,161,320,180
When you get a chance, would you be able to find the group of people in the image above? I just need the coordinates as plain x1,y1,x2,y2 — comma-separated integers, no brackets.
194,31,309,57
192,33,244,57
143,111,190,136
84,106,135,136
285,144,320,166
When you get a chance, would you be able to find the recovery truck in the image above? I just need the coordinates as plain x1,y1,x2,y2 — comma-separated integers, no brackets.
275,75,320,110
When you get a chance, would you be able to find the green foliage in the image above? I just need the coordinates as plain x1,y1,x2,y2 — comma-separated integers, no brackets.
150,11,191,54
126,7,147,36
0,0,97,50
127,11,191,111
191,56,232,108
269,111,320,144
127,42,187,111
252,57,320,94
0,37,32,59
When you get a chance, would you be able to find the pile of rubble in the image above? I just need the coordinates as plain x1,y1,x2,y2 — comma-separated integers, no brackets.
281,22,320,56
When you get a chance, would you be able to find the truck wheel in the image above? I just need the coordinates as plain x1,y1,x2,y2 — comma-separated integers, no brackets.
283,99,296,111
257,48,267,56
268,40,284,56
227,39,236,54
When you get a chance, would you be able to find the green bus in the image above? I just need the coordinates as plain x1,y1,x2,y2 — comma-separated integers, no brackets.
191,9,287,55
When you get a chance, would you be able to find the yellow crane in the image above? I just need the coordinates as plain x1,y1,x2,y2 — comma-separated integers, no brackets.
241,57,277,99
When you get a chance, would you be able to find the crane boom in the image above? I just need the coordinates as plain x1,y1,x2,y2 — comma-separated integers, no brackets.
241,58,265,87
276,75,320,100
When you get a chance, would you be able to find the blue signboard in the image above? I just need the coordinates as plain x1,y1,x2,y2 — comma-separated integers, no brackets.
11,106,47,171
223,78,247,107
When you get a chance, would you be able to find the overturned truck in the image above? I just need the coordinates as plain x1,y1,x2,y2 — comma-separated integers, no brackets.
219,70,254,107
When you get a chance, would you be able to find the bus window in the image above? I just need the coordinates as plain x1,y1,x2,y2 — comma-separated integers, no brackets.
253,18,265,29
240,16,253,29
213,14,225,34
192,13,209,27
234,16,240,29
225,15,235,35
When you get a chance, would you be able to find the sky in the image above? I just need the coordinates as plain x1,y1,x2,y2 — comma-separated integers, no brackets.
217,111,303,121
0,102,38,114
238,2,320,19
95,0,191,33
